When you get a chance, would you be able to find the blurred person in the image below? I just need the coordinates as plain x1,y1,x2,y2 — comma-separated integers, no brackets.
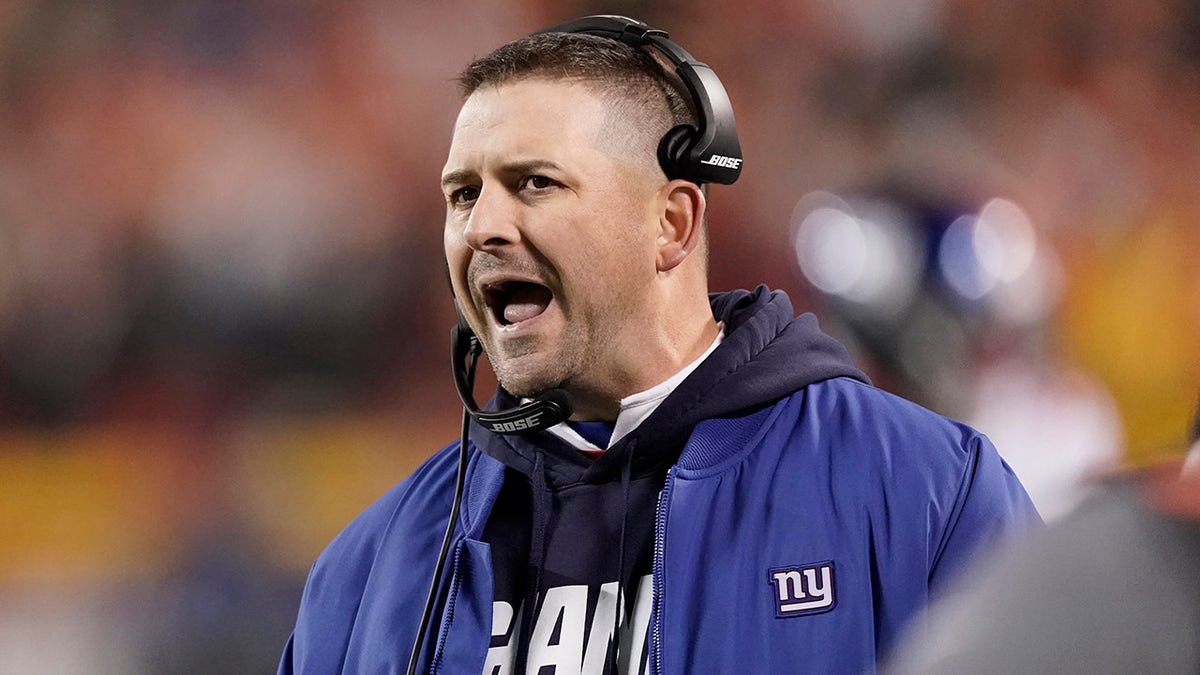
279,16,1039,675
886,402,1200,674
790,186,1123,521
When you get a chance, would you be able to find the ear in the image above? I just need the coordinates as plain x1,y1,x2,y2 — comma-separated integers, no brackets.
656,180,706,272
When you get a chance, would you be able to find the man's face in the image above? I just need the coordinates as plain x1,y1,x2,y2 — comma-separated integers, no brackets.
442,78,664,410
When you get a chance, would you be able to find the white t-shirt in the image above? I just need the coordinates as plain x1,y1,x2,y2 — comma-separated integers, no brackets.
547,325,725,454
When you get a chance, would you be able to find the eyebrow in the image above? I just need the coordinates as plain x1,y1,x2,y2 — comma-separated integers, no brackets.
440,159,567,189
440,168,476,190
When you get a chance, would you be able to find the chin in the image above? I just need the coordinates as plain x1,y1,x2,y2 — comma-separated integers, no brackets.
497,376,559,400
493,358,567,400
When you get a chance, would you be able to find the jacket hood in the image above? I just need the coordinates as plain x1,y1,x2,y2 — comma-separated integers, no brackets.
471,285,867,485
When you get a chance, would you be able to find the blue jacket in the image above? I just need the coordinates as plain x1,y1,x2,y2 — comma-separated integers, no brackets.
281,288,1039,674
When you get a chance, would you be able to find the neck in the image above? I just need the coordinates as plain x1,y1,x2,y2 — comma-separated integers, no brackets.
567,311,720,422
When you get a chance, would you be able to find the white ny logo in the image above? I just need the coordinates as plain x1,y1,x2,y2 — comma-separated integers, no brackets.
769,562,836,617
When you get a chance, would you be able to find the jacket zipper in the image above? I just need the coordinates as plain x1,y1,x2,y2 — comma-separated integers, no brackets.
429,543,464,674
651,466,674,675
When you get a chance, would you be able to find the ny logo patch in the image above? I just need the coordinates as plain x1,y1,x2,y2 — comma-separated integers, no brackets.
768,561,836,618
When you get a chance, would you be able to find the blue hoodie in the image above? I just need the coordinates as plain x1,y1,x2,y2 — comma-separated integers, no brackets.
280,286,1040,674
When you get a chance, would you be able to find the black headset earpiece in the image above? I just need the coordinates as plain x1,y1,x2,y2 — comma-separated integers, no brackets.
658,124,700,180
538,14,743,185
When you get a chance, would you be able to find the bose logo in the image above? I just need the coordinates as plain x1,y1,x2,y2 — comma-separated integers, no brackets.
486,411,544,434
768,561,836,618
700,154,743,169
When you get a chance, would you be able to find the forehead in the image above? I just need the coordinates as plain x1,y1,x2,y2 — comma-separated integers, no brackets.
445,79,613,166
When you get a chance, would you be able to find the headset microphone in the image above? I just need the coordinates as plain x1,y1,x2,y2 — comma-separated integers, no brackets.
451,320,573,434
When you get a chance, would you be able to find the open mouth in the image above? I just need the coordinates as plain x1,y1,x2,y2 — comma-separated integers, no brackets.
483,280,553,327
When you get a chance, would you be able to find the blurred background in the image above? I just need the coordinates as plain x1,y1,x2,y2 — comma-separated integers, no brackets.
1,0,1198,672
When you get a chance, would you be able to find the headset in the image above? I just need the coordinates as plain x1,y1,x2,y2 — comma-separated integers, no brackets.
540,15,743,186
407,17,741,674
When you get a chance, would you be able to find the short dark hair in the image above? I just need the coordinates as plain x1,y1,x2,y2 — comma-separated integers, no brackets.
457,31,695,164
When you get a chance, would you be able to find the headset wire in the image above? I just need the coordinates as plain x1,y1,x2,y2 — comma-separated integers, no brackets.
406,349,477,675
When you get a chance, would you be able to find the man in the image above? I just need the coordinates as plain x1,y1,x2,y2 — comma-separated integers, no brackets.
280,17,1039,675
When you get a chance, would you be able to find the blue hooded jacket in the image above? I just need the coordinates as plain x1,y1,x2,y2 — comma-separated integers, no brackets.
280,287,1040,674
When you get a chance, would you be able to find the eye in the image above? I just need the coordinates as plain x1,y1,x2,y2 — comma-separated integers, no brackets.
520,175,557,191
448,185,480,207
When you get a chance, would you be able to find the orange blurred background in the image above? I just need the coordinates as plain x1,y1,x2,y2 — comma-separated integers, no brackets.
1,1,1197,672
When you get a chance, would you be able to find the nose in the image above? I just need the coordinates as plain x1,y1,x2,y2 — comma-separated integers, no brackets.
462,187,520,252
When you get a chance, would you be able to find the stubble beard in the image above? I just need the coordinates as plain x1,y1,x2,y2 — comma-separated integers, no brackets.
486,330,579,400
484,269,643,409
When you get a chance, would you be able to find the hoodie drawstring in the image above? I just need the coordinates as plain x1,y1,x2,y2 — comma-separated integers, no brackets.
610,441,635,673
519,451,551,667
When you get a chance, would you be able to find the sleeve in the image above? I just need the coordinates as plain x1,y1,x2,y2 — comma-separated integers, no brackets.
276,633,296,675
888,488,1200,674
279,441,465,674
927,431,1043,596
